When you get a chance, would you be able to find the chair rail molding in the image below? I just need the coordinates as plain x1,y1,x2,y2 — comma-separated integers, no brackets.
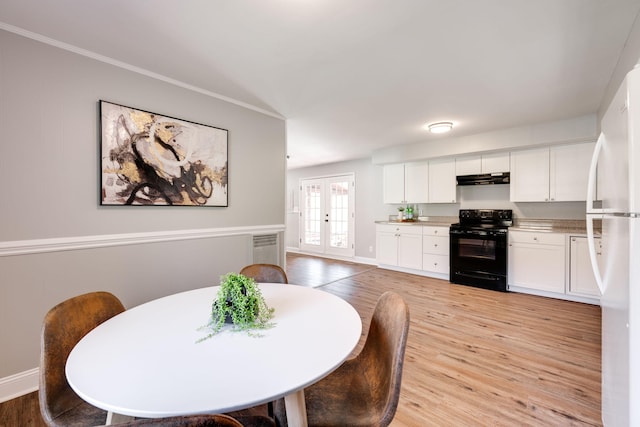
0,225,285,257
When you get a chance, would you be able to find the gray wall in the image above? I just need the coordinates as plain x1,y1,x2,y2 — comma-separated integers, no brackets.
286,158,377,262
0,30,286,380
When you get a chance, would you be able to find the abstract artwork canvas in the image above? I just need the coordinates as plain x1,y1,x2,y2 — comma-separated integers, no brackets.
100,100,228,206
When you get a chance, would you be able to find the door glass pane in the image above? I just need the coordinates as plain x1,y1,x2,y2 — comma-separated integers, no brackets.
329,181,349,249
303,183,321,246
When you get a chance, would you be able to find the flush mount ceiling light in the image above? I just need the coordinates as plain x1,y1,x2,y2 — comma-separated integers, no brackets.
427,122,453,134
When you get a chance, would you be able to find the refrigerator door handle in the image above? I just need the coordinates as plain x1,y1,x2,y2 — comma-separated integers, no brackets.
586,214,605,294
586,132,605,214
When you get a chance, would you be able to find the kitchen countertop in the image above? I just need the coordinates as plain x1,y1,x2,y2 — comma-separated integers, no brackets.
510,218,601,234
375,216,457,227
376,217,601,234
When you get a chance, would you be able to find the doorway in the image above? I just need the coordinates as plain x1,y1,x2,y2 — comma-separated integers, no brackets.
299,174,355,258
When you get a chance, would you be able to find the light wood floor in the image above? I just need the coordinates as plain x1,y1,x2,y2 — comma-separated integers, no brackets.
286,252,602,426
0,253,602,426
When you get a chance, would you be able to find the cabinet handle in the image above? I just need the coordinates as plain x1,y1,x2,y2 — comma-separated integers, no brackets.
434,230,438,234
434,243,438,247
434,262,438,266
533,237,538,241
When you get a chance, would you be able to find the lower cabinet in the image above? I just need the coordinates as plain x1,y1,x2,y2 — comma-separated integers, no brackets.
422,226,449,275
568,235,602,298
508,230,566,293
508,230,601,304
376,224,422,270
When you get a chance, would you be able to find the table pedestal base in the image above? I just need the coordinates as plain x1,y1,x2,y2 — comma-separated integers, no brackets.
284,389,308,427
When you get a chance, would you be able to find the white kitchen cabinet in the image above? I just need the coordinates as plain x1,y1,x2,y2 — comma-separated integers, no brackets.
422,226,449,275
508,230,566,293
428,158,456,203
383,163,406,204
482,152,510,173
510,142,595,202
456,152,510,175
568,235,602,298
376,224,422,269
549,142,595,201
455,155,481,175
383,162,428,204
510,147,550,202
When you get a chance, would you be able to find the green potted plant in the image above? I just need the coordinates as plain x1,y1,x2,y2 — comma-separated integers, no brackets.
199,273,275,340
397,206,405,220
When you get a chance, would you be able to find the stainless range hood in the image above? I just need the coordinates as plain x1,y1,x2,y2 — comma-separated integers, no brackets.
456,172,510,186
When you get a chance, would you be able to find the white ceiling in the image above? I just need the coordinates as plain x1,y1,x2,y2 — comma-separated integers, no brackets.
1,0,639,169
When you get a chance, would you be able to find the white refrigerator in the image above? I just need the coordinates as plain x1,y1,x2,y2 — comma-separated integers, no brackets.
586,65,640,426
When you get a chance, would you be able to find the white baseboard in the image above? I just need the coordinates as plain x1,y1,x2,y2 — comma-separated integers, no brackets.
286,248,377,266
0,368,38,403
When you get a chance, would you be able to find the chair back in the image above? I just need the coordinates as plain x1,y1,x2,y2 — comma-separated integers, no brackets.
39,291,125,425
357,291,410,426
239,264,288,284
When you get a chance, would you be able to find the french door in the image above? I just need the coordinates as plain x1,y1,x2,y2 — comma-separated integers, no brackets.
299,174,355,257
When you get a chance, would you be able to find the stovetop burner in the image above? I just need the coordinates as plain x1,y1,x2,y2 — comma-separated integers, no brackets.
455,209,513,229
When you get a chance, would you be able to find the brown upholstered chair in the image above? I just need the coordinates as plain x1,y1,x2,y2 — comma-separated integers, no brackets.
239,264,288,284
39,291,126,427
274,291,410,427
112,414,249,426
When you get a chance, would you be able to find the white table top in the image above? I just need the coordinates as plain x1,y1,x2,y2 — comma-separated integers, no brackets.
66,283,362,419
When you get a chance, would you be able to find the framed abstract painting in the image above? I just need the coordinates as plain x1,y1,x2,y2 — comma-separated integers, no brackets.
100,100,228,207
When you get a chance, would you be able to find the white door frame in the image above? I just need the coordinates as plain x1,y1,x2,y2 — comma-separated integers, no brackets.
299,174,355,258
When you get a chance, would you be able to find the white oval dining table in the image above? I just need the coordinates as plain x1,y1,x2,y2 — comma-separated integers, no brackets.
66,283,362,426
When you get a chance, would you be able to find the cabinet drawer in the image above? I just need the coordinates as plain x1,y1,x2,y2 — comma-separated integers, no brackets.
422,254,449,274
423,235,449,255
423,226,449,237
509,231,565,245
377,224,422,235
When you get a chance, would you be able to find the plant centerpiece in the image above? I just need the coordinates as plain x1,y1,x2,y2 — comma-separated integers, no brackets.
198,273,275,340
397,206,405,220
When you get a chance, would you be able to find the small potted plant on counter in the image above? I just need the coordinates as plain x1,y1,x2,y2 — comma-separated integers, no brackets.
397,206,405,220
198,273,275,340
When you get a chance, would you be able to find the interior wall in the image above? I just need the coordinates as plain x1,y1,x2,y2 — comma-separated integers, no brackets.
286,158,377,262
0,30,286,379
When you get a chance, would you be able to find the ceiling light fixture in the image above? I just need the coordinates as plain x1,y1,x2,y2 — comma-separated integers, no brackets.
427,122,453,134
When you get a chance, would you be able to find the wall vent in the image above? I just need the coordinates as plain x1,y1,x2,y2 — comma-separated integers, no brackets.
252,234,279,265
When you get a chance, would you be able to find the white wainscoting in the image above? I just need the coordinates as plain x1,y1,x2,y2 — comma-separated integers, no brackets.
0,224,285,402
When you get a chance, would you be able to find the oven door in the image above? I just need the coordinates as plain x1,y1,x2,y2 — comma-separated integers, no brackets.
449,228,508,291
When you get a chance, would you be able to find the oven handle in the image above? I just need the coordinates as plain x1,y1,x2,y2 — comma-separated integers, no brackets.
454,271,502,281
449,230,504,239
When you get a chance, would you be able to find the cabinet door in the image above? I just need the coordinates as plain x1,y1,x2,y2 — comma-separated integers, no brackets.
383,164,405,204
481,152,510,173
569,236,602,297
549,142,595,202
509,232,565,293
376,230,398,265
398,232,422,269
428,158,457,203
510,148,550,202
455,156,481,175
404,162,429,203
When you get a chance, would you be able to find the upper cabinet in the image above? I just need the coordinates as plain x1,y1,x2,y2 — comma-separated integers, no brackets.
549,142,595,201
383,159,456,204
510,142,595,202
510,147,550,202
455,152,510,175
383,162,428,204
428,158,457,203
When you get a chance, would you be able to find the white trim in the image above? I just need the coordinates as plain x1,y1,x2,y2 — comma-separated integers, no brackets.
0,225,285,257
0,22,285,121
0,368,39,403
